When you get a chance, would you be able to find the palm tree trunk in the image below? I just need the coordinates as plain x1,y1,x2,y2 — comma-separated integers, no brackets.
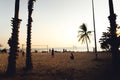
26,0,35,71
6,0,21,76
108,0,120,71
92,0,98,60
85,37,89,52
92,0,97,53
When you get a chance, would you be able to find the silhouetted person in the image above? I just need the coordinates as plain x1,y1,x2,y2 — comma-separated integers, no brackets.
1,48,7,53
70,52,74,60
51,48,54,57
63,49,67,53
22,51,25,57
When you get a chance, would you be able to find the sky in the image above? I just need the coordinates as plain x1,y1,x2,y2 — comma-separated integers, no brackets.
0,0,120,51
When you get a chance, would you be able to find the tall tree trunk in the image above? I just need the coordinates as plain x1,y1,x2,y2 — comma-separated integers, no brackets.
25,0,35,71
92,0,98,60
92,0,97,53
6,0,21,76
108,0,120,71
85,37,89,52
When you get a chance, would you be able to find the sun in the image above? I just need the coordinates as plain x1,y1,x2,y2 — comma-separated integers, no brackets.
116,28,120,36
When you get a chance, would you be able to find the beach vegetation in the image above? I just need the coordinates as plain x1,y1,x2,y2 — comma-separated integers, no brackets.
99,27,111,52
99,26,120,52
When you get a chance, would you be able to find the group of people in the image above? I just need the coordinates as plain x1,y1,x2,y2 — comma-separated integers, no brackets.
51,48,74,60
18,48,74,60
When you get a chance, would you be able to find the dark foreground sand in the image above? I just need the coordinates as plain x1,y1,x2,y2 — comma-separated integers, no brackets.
0,52,119,80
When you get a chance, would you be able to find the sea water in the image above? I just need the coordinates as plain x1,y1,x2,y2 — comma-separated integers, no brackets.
31,46,102,52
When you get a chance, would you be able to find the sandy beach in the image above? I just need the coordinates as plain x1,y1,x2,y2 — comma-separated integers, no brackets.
0,52,119,80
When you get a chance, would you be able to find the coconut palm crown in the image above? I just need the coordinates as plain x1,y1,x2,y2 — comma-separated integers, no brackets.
78,23,92,52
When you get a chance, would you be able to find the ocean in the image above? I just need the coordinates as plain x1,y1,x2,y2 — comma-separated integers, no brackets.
30,46,102,52
2,46,102,53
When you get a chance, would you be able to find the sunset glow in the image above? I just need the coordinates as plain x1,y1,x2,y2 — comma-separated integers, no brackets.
0,0,120,51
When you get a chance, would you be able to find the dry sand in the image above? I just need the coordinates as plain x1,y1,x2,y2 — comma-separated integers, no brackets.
0,52,119,80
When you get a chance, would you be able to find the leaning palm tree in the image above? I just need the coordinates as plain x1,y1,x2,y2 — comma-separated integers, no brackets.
6,0,21,76
25,0,36,71
78,23,92,52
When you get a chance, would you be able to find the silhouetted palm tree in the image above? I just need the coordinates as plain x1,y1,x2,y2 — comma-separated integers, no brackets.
25,0,36,71
108,0,120,71
78,23,92,52
6,0,21,76
99,27,111,51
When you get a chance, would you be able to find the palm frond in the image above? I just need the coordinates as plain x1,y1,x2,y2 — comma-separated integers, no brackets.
87,31,92,34
78,34,84,41
87,31,92,36
78,32,84,36
80,23,87,32
81,37,85,44
86,35,91,43
78,34,86,44
78,35,82,41
78,30,84,33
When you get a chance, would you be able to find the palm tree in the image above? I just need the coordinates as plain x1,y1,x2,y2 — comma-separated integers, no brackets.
6,0,21,76
78,23,92,52
25,0,36,71
108,0,120,71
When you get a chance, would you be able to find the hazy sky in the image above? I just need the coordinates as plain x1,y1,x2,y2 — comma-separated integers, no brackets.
0,0,120,50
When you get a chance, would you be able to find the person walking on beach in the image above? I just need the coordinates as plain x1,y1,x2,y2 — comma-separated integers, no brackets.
22,51,25,57
70,52,74,60
51,48,54,57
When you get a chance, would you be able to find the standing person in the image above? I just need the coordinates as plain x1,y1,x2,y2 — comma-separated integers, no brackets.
22,51,25,57
51,48,54,57
70,52,74,60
